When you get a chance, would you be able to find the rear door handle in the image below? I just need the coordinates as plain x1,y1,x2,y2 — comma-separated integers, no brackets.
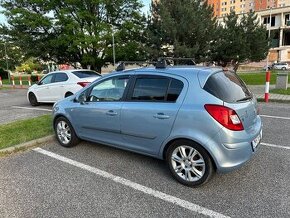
106,110,118,116
154,113,170,119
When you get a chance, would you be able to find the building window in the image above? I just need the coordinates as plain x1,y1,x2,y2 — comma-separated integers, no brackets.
230,6,235,11
230,0,235,4
222,8,227,12
263,16,275,27
222,2,227,6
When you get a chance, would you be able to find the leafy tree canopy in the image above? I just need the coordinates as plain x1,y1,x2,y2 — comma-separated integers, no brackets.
1,0,146,72
0,36,24,70
146,0,218,63
213,11,268,70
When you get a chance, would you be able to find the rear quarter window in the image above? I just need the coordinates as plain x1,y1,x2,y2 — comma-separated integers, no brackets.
204,71,252,103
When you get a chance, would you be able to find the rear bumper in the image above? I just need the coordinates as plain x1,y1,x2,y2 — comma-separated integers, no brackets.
210,117,262,173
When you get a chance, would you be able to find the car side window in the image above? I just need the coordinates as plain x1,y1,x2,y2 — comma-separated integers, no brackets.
54,73,68,83
41,74,54,85
130,76,184,102
167,79,184,102
88,76,129,102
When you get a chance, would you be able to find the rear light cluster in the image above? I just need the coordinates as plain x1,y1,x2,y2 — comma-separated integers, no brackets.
204,104,244,131
77,82,91,87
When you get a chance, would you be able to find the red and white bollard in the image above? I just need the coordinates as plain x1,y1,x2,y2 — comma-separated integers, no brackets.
19,75,23,88
28,76,31,86
12,75,15,88
0,76,2,87
265,71,271,103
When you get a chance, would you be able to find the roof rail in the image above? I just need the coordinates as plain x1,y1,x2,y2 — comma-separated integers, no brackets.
116,61,156,71
156,57,196,69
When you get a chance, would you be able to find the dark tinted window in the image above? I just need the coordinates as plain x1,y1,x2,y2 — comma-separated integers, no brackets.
204,71,252,103
72,71,101,78
132,78,169,101
54,73,68,83
167,79,184,102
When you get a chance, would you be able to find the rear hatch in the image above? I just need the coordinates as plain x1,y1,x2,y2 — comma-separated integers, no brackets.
203,70,258,130
72,70,101,83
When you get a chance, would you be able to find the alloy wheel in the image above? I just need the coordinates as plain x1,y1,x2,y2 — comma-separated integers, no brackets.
171,145,205,182
56,121,71,145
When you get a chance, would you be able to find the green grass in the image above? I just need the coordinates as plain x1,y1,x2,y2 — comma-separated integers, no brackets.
238,71,290,85
0,115,53,150
270,88,290,95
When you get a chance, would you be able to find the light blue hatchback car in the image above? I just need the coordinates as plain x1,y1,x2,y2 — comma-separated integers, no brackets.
52,64,262,187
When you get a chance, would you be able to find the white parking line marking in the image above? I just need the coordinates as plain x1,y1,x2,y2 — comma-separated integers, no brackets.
260,115,290,120
33,147,230,218
261,142,290,150
12,106,52,112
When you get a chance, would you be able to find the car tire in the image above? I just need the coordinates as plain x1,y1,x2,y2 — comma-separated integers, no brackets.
282,67,286,70
28,92,40,106
65,92,73,98
166,139,214,187
54,117,80,148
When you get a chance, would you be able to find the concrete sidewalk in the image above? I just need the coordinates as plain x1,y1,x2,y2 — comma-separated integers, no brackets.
248,85,290,101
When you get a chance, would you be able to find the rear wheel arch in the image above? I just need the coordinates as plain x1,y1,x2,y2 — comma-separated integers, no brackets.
65,92,74,98
163,138,217,170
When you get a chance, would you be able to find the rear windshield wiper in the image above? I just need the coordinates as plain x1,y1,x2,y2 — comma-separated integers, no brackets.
236,96,252,102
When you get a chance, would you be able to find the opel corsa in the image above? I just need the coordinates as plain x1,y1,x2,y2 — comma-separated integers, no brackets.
52,65,262,187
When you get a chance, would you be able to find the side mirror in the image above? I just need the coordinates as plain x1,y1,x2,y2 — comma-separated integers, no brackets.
76,92,87,104
37,81,42,85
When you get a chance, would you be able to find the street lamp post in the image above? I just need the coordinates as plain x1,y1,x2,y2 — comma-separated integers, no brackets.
266,7,272,70
4,42,10,82
112,26,116,67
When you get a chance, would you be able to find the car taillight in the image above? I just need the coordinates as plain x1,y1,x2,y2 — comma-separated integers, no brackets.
204,104,244,131
77,82,90,87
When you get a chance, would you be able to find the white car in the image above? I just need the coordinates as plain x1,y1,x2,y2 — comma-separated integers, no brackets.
27,69,101,106
272,62,289,70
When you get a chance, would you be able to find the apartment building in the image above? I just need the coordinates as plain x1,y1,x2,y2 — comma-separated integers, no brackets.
258,6,290,62
208,0,290,17
217,6,290,62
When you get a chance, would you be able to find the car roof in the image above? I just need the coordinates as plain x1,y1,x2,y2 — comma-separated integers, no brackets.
105,65,223,88
46,69,100,75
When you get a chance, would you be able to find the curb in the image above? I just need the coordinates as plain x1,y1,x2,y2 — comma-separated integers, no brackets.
257,98,290,103
0,135,55,155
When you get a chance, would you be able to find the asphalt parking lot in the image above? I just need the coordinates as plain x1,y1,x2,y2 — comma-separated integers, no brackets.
0,88,290,217
0,89,52,124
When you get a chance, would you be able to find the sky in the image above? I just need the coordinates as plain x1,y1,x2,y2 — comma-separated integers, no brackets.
0,1,151,24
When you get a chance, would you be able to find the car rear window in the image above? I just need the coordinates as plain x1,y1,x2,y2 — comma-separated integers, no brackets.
204,71,252,103
72,71,100,78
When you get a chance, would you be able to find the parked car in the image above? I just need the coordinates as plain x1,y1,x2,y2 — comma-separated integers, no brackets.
52,64,262,187
272,62,289,70
27,69,101,106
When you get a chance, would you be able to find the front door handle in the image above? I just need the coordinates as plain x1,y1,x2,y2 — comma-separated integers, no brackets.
106,110,118,116
154,113,170,119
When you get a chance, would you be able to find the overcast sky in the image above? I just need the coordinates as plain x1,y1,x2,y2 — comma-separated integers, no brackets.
0,1,151,24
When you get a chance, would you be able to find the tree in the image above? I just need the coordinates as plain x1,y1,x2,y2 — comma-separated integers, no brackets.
213,11,268,71
0,37,24,71
0,0,146,72
15,58,43,73
146,0,218,63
